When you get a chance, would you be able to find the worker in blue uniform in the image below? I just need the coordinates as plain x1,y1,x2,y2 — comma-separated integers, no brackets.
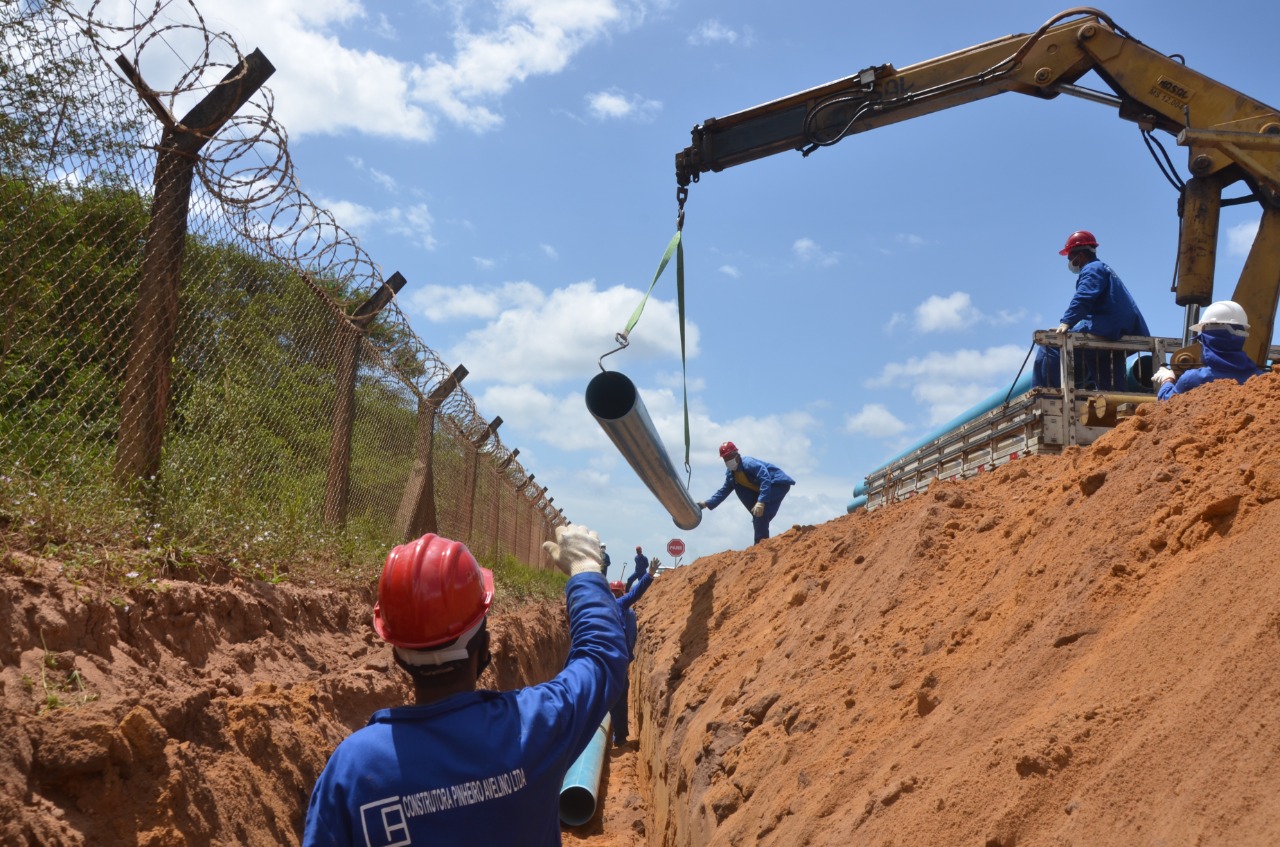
609,555,659,748
1152,300,1265,399
1033,230,1150,390
697,441,796,544
301,525,626,847
624,546,648,591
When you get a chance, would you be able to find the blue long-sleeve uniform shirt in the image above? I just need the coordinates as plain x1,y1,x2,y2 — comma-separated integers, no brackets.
616,570,653,659
1059,259,1149,339
301,573,627,847
704,455,796,512
1158,328,1264,400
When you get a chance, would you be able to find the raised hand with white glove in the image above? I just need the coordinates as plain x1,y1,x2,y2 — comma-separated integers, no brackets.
696,501,707,510
1151,366,1175,387
542,524,603,577
648,557,660,575
751,502,765,518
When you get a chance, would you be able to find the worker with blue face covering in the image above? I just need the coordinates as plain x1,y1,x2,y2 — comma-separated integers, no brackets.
1152,300,1265,399
697,441,796,544
1033,230,1150,390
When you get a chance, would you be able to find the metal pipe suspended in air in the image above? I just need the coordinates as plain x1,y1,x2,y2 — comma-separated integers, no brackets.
585,371,702,531
559,714,612,826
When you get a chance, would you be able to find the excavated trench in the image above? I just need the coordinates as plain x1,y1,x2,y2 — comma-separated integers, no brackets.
5,376,1280,846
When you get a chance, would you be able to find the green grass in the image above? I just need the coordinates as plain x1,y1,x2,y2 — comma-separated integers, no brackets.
484,550,567,606
1,468,564,608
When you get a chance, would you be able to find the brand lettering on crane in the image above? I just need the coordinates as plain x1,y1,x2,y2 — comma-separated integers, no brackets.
1150,76,1195,108
1157,77,1190,100
872,76,915,101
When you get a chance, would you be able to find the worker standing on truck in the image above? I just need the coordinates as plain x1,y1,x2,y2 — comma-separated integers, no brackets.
600,543,611,577
301,526,626,847
697,441,795,544
610,555,660,748
1033,230,1150,390
1152,300,1265,399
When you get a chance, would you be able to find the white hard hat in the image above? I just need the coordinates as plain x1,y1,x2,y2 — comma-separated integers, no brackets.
1190,300,1250,336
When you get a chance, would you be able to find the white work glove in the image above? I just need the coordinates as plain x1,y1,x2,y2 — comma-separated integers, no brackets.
696,501,708,510
1055,323,1071,334
542,524,603,577
751,502,765,518
648,557,660,575
1152,366,1175,387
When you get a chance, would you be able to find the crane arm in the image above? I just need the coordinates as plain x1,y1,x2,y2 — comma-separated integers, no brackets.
675,8,1280,363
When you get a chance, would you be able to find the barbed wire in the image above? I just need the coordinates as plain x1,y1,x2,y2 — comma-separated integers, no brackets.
1,0,567,564
62,0,535,481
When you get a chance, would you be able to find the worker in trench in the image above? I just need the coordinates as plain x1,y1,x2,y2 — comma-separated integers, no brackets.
697,440,795,544
609,553,661,749
302,526,626,847
1152,300,1265,398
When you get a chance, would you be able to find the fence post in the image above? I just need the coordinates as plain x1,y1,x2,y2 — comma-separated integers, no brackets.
394,364,468,540
114,50,275,484
490,448,516,556
322,272,407,525
533,486,550,567
462,416,501,546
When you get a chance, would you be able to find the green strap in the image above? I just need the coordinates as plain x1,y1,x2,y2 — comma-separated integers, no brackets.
621,230,693,474
622,231,681,337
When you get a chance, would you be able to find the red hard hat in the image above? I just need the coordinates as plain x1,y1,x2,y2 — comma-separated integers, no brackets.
1058,230,1098,255
718,441,739,459
609,580,625,597
373,534,494,650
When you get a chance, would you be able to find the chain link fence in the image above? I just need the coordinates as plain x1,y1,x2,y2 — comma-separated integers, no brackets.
0,0,565,575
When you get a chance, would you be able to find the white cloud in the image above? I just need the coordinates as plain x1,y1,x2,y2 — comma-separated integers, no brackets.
718,264,741,278
446,280,701,385
409,0,623,133
1226,219,1260,257
688,20,752,46
410,280,544,322
586,89,661,121
868,345,1029,425
540,243,559,260
317,197,380,232
92,0,632,140
315,197,435,248
793,237,838,267
344,158,399,193
474,257,497,270
896,232,926,247
845,404,907,438
384,203,437,250
869,345,1026,386
915,291,982,333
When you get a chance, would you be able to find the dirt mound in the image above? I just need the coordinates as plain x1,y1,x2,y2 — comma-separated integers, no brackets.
0,555,568,846
633,372,1280,846
3,373,1280,846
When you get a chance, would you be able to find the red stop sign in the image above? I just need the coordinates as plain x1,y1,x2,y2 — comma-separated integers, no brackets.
666,538,685,557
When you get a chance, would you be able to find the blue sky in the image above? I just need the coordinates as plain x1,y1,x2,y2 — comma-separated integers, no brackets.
93,0,1279,574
